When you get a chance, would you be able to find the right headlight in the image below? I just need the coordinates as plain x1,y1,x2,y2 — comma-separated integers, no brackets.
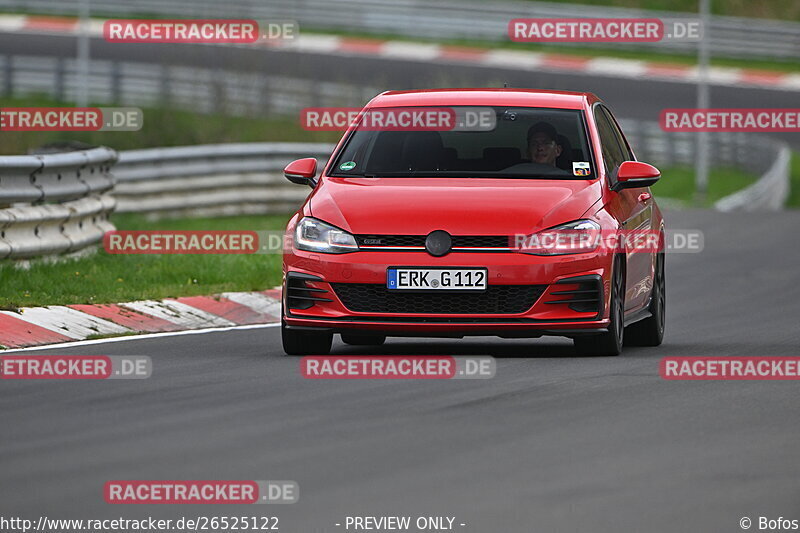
295,217,359,254
516,219,601,255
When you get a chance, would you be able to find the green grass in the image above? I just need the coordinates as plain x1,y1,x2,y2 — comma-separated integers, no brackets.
651,165,757,205
0,95,341,155
0,214,290,309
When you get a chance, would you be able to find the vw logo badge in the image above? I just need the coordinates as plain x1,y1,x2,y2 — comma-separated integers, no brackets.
425,230,452,257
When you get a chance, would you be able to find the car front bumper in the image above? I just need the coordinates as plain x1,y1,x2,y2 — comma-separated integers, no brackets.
283,248,614,338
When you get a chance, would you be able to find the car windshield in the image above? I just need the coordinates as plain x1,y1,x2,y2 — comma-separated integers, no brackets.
328,106,595,179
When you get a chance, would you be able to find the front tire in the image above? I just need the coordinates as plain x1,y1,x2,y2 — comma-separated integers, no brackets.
625,252,665,347
574,257,624,357
282,320,332,356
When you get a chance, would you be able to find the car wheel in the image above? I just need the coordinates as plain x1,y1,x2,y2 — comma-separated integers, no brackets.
574,257,624,357
341,333,387,346
281,320,332,356
624,252,665,347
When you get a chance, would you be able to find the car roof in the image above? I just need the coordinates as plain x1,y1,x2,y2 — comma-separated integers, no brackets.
366,88,599,110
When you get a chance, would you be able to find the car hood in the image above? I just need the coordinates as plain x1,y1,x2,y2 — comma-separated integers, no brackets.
308,176,602,235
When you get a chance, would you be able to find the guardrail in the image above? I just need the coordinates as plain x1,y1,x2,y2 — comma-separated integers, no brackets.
0,0,797,61
0,131,788,260
113,143,334,216
619,120,791,211
0,55,379,116
715,144,792,212
110,125,788,220
0,147,117,258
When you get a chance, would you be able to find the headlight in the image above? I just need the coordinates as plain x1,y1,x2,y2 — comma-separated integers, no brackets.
516,219,601,255
295,217,359,254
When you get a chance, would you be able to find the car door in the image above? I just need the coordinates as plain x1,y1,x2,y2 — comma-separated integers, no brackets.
594,105,652,312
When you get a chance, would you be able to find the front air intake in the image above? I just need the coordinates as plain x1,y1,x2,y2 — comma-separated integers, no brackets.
544,275,603,315
286,273,333,310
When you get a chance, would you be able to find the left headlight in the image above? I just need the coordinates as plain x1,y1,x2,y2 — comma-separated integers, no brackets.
295,217,359,254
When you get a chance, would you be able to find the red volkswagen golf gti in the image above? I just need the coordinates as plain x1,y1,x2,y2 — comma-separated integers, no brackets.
281,89,665,356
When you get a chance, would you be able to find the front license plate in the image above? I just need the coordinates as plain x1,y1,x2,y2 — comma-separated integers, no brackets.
387,268,487,291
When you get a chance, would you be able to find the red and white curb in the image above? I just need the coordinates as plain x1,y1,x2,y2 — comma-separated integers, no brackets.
0,14,797,92
283,37,800,91
0,290,282,349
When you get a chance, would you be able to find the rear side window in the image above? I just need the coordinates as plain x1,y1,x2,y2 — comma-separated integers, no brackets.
600,106,634,162
594,106,626,174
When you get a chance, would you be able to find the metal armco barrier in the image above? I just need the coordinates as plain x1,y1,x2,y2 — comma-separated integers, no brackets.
0,55,379,120
0,132,788,260
0,0,797,60
0,147,117,258
110,129,788,220
715,144,792,212
113,143,334,216
619,120,791,211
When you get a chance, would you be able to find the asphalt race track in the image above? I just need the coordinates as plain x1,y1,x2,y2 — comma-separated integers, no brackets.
2,208,799,532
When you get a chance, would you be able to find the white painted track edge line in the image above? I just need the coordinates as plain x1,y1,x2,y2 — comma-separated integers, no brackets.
0,322,281,353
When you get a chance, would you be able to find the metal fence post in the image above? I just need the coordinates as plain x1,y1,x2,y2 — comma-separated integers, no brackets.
694,0,711,205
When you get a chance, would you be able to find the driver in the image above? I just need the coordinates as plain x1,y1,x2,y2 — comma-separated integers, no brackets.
527,122,563,167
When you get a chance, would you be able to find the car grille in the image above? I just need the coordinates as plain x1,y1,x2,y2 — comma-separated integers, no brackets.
355,235,510,249
330,283,546,314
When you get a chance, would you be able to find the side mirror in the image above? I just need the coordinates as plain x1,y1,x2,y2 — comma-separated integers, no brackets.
612,161,660,191
284,158,318,187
